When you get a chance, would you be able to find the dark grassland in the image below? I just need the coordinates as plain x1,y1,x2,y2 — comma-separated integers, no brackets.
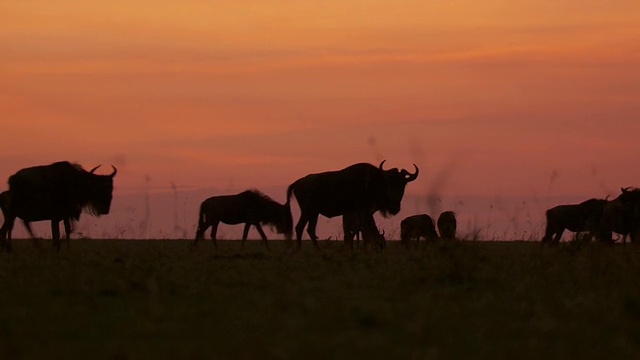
1,239,640,359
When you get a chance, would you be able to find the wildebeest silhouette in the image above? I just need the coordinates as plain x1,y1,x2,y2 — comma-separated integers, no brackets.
541,198,608,245
286,160,418,252
193,189,293,251
598,187,640,244
0,190,79,250
0,161,116,252
342,212,386,251
400,214,438,247
437,211,457,241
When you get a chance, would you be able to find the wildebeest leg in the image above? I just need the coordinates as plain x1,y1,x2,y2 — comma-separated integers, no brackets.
51,219,61,252
400,229,410,249
306,214,320,250
241,223,251,249
294,214,310,251
194,220,210,246
254,224,270,251
0,215,16,252
22,220,42,249
63,218,72,248
552,229,564,246
22,220,36,238
342,221,355,250
209,221,219,250
0,225,5,252
542,227,561,246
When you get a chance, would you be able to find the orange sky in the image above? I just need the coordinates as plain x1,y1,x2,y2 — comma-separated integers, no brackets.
1,0,639,202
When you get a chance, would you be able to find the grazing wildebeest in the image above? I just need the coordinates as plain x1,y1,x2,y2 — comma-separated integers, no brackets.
400,214,438,247
0,190,80,249
541,198,608,245
342,212,386,251
437,211,457,241
286,160,418,252
598,188,640,244
193,189,293,251
0,161,116,252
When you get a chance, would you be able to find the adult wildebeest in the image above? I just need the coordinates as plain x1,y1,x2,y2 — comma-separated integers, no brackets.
0,161,116,252
193,189,293,251
541,198,608,245
400,214,438,247
598,188,640,244
342,212,386,251
0,190,80,250
437,211,457,241
286,160,418,252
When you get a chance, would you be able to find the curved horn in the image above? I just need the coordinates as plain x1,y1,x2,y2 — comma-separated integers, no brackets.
89,165,101,174
109,165,118,178
378,160,387,170
404,164,419,182
622,187,631,193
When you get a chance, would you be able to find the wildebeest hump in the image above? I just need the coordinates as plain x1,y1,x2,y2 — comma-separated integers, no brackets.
290,163,394,218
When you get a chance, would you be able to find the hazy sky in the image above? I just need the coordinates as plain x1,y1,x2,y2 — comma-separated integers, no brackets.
2,0,639,202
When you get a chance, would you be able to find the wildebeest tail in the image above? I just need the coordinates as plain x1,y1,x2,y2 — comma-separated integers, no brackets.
285,184,295,212
284,184,295,240
197,203,207,227
194,203,208,240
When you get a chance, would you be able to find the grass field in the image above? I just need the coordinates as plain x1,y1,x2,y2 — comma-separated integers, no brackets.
1,239,640,359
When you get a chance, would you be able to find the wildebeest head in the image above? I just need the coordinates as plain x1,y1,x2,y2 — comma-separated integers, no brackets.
609,187,640,221
252,191,293,239
595,188,640,243
616,187,640,227
268,204,293,240
86,165,117,216
377,160,419,217
619,187,640,205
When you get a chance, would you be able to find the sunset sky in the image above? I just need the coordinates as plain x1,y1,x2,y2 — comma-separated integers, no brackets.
1,1,639,238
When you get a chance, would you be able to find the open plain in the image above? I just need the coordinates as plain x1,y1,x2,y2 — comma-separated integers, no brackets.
1,239,640,359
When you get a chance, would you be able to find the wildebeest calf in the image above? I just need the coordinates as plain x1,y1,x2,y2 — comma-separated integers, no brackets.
194,190,293,250
342,212,386,251
541,198,608,245
437,211,457,241
400,214,438,247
